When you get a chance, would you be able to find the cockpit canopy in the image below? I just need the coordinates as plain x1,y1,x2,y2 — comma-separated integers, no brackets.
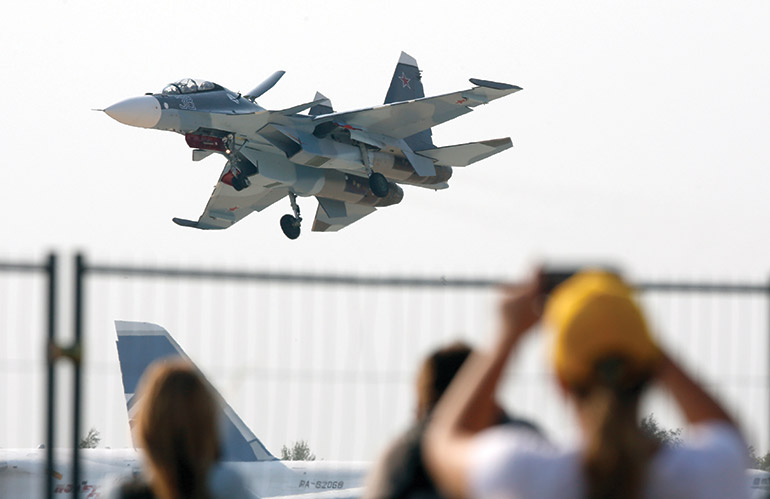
162,78,220,95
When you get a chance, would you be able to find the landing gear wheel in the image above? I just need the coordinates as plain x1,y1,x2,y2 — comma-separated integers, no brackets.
280,214,301,240
369,173,389,198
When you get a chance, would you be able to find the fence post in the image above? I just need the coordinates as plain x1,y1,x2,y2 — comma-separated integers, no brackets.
71,254,85,499
44,253,57,499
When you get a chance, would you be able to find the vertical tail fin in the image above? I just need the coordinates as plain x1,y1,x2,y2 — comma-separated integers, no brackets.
308,92,333,116
384,51,434,151
114,320,276,462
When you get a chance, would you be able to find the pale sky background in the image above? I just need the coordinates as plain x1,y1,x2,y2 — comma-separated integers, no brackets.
1,0,769,460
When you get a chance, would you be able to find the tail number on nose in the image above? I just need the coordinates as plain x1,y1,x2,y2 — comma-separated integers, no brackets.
178,96,196,110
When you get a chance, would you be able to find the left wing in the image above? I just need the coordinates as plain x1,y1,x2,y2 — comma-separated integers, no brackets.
315,79,521,140
312,198,376,232
173,165,287,230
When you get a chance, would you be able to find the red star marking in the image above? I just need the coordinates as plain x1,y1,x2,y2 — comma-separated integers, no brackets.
456,98,468,105
399,72,411,89
229,206,238,212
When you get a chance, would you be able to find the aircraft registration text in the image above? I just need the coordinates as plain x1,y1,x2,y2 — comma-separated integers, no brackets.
298,479,345,490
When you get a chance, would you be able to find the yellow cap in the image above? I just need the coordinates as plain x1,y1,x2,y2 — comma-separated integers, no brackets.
544,270,660,388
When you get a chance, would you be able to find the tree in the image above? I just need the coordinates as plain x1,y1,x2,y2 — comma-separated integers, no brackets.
281,440,316,461
639,414,683,447
79,427,101,449
747,446,770,472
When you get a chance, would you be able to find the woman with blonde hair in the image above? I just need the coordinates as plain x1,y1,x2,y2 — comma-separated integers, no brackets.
109,359,249,499
425,270,749,498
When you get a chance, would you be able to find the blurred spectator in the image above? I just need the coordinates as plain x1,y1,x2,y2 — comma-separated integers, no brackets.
425,270,749,498
107,359,249,499
364,342,543,499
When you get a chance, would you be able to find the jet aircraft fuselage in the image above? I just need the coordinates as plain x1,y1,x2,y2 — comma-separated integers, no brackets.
0,448,366,498
104,53,521,238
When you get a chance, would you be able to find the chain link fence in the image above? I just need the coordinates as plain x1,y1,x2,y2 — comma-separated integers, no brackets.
1,255,768,497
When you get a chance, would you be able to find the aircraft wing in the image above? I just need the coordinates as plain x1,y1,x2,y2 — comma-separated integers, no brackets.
173,165,288,230
312,198,376,232
316,79,521,140
270,488,364,499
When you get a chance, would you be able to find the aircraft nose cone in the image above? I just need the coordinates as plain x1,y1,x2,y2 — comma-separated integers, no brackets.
104,96,162,128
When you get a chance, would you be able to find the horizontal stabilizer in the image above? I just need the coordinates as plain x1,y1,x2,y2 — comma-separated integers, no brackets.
317,197,347,219
399,138,436,176
312,201,375,232
417,138,512,167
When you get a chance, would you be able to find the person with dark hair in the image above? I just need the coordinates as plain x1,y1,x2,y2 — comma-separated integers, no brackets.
424,270,749,498
107,359,249,499
364,342,543,499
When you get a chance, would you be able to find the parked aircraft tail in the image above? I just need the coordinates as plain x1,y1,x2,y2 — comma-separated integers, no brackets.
385,51,434,152
114,320,276,462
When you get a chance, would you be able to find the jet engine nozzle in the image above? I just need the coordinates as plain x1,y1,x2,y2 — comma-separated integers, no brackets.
104,96,162,128
372,182,404,207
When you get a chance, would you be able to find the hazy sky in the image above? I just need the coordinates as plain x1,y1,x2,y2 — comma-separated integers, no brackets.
1,0,769,458
1,0,768,279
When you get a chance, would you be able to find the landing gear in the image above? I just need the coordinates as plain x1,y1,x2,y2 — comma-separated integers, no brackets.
358,142,390,198
369,172,389,198
280,192,302,239
280,215,301,239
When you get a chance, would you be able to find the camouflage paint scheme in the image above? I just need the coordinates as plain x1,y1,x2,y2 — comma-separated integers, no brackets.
104,52,521,237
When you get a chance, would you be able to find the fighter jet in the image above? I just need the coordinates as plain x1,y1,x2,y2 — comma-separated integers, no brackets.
103,52,521,239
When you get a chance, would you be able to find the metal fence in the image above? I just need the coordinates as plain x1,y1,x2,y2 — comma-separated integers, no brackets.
1,254,768,498
0,256,63,498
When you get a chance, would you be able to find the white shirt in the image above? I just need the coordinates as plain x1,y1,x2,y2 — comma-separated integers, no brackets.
470,421,750,499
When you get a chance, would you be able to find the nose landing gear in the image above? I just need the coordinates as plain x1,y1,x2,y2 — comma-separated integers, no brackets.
280,192,302,239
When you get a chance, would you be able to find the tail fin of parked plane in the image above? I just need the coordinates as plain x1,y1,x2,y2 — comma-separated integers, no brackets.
384,51,435,152
114,320,276,462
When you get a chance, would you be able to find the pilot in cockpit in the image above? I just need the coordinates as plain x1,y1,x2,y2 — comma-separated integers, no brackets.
162,78,216,95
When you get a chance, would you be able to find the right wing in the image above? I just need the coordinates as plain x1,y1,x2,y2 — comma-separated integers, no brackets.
315,79,521,140
173,164,288,230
